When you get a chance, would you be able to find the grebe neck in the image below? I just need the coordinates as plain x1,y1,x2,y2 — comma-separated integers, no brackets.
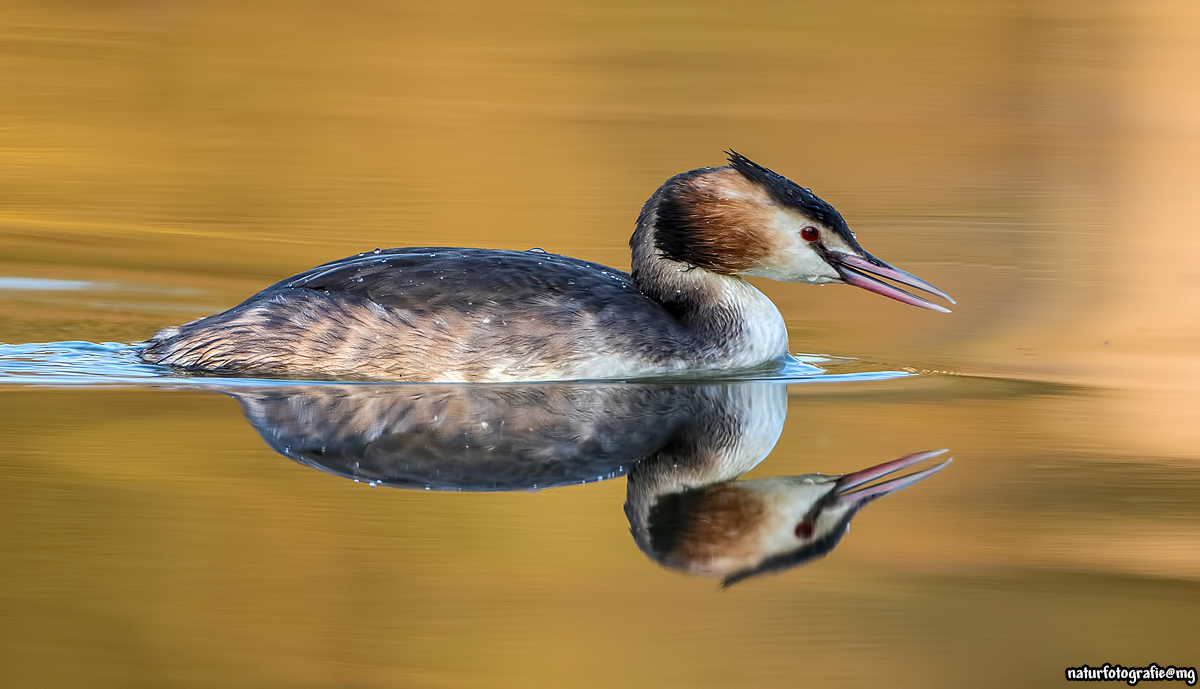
628,190,790,362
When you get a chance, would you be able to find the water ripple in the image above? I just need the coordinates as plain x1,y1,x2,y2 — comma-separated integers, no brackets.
0,341,913,388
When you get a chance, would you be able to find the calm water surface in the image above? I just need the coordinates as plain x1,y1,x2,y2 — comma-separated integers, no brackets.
2,1,1199,687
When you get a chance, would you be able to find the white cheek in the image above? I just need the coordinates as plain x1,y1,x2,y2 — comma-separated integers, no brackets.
743,237,840,283
785,244,841,283
739,212,841,283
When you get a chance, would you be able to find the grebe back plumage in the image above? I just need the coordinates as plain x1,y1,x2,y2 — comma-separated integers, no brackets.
140,152,953,382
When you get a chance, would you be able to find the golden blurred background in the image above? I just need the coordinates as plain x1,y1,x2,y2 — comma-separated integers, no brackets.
1,0,1198,686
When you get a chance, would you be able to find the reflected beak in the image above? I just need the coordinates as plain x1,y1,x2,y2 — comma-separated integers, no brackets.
831,449,952,507
829,252,955,313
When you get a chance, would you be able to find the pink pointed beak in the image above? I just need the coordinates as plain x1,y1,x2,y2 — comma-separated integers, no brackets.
831,449,952,507
829,252,955,313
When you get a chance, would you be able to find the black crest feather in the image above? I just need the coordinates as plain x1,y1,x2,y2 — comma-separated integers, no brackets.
725,150,856,244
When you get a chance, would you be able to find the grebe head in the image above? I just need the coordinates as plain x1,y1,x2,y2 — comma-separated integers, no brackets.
645,450,952,587
651,151,954,312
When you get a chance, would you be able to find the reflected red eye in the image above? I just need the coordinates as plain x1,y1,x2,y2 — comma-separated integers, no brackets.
801,226,820,242
795,520,814,538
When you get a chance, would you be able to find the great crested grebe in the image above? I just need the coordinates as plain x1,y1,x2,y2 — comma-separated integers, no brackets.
140,152,953,382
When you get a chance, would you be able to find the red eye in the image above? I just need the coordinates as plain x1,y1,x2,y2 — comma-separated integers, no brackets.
801,226,820,242
795,520,814,538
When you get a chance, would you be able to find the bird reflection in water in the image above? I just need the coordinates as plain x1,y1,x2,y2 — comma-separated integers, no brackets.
229,381,949,584
629,449,948,586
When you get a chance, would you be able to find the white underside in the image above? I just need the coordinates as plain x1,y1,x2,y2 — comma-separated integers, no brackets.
477,276,790,382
